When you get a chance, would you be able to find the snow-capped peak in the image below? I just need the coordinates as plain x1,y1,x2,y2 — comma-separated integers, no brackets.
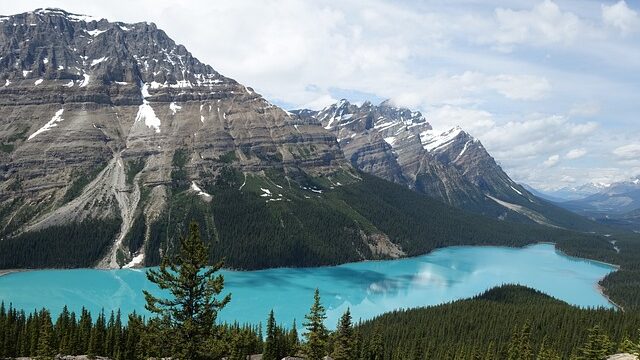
32,8,102,22
420,126,466,152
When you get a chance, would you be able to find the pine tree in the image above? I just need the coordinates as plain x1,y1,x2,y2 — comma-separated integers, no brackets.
113,310,123,360
55,306,71,355
617,335,636,355
484,341,495,360
105,311,116,357
508,321,533,360
303,288,328,360
263,310,278,360
332,308,356,360
364,324,384,360
228,327,248,360
88,310,106,358
77,308,92,355
578,325,612,360
537,336,561,360
144,221,231,360
287,319,299,355
36,310,54,360
123,313,143,360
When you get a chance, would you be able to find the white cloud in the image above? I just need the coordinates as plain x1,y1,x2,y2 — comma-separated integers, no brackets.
565,148,587,160
389,71,551,110
544,154,561,167
480,115,598,160
602,1,640,35
484,0,587,50
613,143,640,159
568,102,601,117
301,94,338,110
427,106,495,135
448,72,551,101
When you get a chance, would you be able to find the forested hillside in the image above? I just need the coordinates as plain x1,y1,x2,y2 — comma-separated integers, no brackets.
356,285,640,359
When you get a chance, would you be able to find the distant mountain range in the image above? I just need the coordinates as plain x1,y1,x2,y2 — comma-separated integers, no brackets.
528,183,613,202
526,177,640,231
556,177,640,231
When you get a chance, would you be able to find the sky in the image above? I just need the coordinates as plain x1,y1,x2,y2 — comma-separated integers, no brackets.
2,0,640,190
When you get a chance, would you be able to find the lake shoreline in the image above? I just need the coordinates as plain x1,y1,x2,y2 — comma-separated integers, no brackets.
596,284,624,312
0,241,620,274
0,269,24,278
0,243,618,326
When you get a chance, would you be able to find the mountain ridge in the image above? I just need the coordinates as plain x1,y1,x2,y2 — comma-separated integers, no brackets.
293,99,604,231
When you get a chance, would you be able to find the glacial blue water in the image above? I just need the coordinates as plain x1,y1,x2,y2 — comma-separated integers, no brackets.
0,244,616,328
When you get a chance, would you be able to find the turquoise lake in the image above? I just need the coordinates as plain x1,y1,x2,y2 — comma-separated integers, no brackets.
0,244,616,328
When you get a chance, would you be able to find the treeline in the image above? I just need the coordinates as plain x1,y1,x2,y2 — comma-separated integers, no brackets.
0,218,121,268
0,304,264,359
1,286,639,360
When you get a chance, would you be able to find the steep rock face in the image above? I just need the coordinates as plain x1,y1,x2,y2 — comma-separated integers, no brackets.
0,9,351,268
295,100,596,228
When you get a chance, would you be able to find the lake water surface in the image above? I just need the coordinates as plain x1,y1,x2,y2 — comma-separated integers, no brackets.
0,244,616,328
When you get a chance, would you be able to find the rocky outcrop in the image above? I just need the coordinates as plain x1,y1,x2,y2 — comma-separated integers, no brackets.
607,354,639,360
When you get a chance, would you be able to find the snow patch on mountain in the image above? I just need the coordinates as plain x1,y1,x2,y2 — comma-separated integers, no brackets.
169,102,182,115
421,126,463,152
123,253,144,269
28,109,64,140
79,74,90,87
135,84,161,132
90,56,108,66
190,181,212,200
86,28,107,37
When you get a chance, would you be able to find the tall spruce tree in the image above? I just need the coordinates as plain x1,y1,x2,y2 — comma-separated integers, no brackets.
508,321,533,360
263,310,278,360
144,221,231,360
537,336,561,360
577,325,612,360
364,323,385,360
287,320,299,355
332,308,356,360
35,310,54,360
303,288,328,360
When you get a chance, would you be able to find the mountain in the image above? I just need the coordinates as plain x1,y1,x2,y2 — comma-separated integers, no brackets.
557,176,640,231
521,183,567,203
560,176,640,216
0,8,352,268
534,182,612,202
292,100,602,230
0,9,613,271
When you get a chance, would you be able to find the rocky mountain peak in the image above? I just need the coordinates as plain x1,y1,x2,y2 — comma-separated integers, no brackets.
0,8,236,107
0,8,350,268
295,99,565,225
